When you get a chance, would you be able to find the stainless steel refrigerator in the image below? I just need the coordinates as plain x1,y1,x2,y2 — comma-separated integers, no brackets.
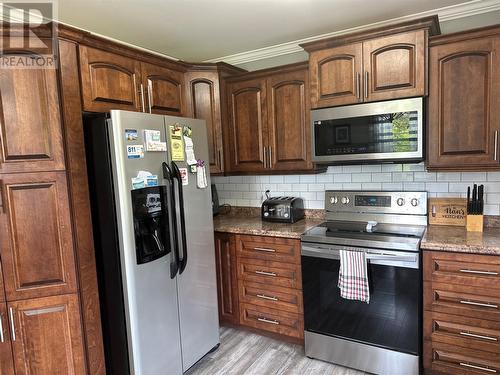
84,110,220,375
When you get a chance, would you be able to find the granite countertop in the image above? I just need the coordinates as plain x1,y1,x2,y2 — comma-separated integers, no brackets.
421,225,500,255
213,215,323,239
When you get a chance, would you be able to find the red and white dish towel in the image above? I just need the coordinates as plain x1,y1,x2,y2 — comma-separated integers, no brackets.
338,250,370,303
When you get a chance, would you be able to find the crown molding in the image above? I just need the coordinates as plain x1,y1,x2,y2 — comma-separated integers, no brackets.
204,0,500,65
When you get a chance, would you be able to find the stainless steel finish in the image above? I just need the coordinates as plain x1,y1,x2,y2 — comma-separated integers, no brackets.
460,269,498,276
460,300,498,309
495,130,498,161
263,146,267,168
255,270,276,277
364,71,368,98
140,83,146,113
460,362,497,373
269,147,272,168
460,331,498,341
301,242,419,269
147,83,152,113
356,73,360,99
253,247,276,253
9,307,15,342
325,211,428,226
0,313,4,343
311,97,424,163
256,294,278,301
257,317,279,325
305,330,419,375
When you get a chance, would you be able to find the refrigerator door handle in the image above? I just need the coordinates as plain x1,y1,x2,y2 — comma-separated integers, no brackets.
171,161,188,274
162,162,179,279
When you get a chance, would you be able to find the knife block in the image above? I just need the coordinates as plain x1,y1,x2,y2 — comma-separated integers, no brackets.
466,214,484,232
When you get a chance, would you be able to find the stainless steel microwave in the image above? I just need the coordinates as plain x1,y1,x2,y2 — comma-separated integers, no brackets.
312,97,423,164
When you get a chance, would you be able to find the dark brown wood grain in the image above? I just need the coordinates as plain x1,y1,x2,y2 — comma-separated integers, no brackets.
214,233,239,325
239,281,303,314
58,39,106,375
236,235,301,264
0,38,65,173
0,302,15,375
308,43,363,108
9,294,86,375
0,172,78,301
237,258,302,289
79,45,142,112
267,67,312,171
427,34,500,170
142,62,185,116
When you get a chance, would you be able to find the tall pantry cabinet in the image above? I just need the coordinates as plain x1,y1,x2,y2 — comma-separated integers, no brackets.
0,35,86,373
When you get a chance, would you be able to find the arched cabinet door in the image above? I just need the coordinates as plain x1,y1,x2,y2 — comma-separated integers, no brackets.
142,62,185,116
0,38,65,173
267,68,312,171
226,78,267,173
309,43,363,108
428,36,500,169
79,45,141,112
363,30,425,102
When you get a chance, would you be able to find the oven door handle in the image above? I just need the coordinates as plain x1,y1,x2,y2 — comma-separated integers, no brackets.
301,244,419,268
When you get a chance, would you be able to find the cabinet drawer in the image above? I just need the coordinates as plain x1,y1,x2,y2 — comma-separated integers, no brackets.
424,251,500,289
236,235,300,264
424,281,500,321
239,281,303,314
239,303,303,339
424,340,500,375
237,258,301,289
425,311,500,354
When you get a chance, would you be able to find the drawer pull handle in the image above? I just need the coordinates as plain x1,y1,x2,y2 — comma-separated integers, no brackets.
460,362,497,373
256,294,278,301
460,331,498,341
9,308,15,342
254,247,276,253
255,270,277,277
257,317,280,325
459,269,498,276
460,300,498,309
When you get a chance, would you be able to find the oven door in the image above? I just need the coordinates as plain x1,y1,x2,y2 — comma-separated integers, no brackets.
312,97,423,163
301,242,421,355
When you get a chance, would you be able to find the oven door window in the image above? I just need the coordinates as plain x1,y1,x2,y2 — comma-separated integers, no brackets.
302,255,420,355
314,111,419,156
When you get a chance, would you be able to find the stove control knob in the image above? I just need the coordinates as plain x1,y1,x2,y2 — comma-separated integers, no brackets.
411,198,419,207
341,196,350,205
263,212,269,217
330,196,338,204
284,213,289,218
397,198,405,206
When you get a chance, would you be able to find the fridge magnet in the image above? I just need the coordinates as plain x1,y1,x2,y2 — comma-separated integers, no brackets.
196,159,208,189
189,165,197,173
125,129,138,141
126,144,144,159
144,129,167,152
179,167,189,186
131,171,159,189
131,177,145,189
169,124,185,161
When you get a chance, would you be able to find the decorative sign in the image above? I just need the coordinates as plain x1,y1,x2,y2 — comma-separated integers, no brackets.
126,144,144,159
169,124,185,161
428,198,467,226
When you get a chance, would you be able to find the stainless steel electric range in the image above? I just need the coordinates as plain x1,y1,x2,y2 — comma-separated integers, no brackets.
301,191,427,375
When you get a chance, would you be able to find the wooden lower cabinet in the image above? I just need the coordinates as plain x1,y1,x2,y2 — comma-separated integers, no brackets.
423,251,500,374
0,302,15,375
8,294,86,375
215,232,304,341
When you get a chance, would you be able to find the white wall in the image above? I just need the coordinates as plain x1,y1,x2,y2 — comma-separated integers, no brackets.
212,162,500,215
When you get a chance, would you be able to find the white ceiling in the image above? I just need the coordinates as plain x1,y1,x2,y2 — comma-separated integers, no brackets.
57,0,479,62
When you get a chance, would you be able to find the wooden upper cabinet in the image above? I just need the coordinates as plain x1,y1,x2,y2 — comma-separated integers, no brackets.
309,43,363,108
363,30,426,102
9,294,85,375
0,38,65,173
226,78,267,172
267,68,312,170
0,303,15,375
142,62,184,116
79,45,141,112
427,34,500,170
0,172,77,301
185,71,223,174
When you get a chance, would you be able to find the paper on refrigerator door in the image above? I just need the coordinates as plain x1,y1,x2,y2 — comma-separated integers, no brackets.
184,136,197,165
169,124,185,161
196,165,207,189
144,129,167,152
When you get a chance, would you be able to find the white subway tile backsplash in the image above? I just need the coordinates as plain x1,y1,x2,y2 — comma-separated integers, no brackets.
212,162,499,213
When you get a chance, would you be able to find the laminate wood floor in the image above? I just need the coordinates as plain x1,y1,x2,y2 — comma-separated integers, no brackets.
186,326,365,375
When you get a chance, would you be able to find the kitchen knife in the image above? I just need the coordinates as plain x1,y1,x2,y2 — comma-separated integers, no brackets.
467,186,471,214
478,184,484,215
472,184,477,214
